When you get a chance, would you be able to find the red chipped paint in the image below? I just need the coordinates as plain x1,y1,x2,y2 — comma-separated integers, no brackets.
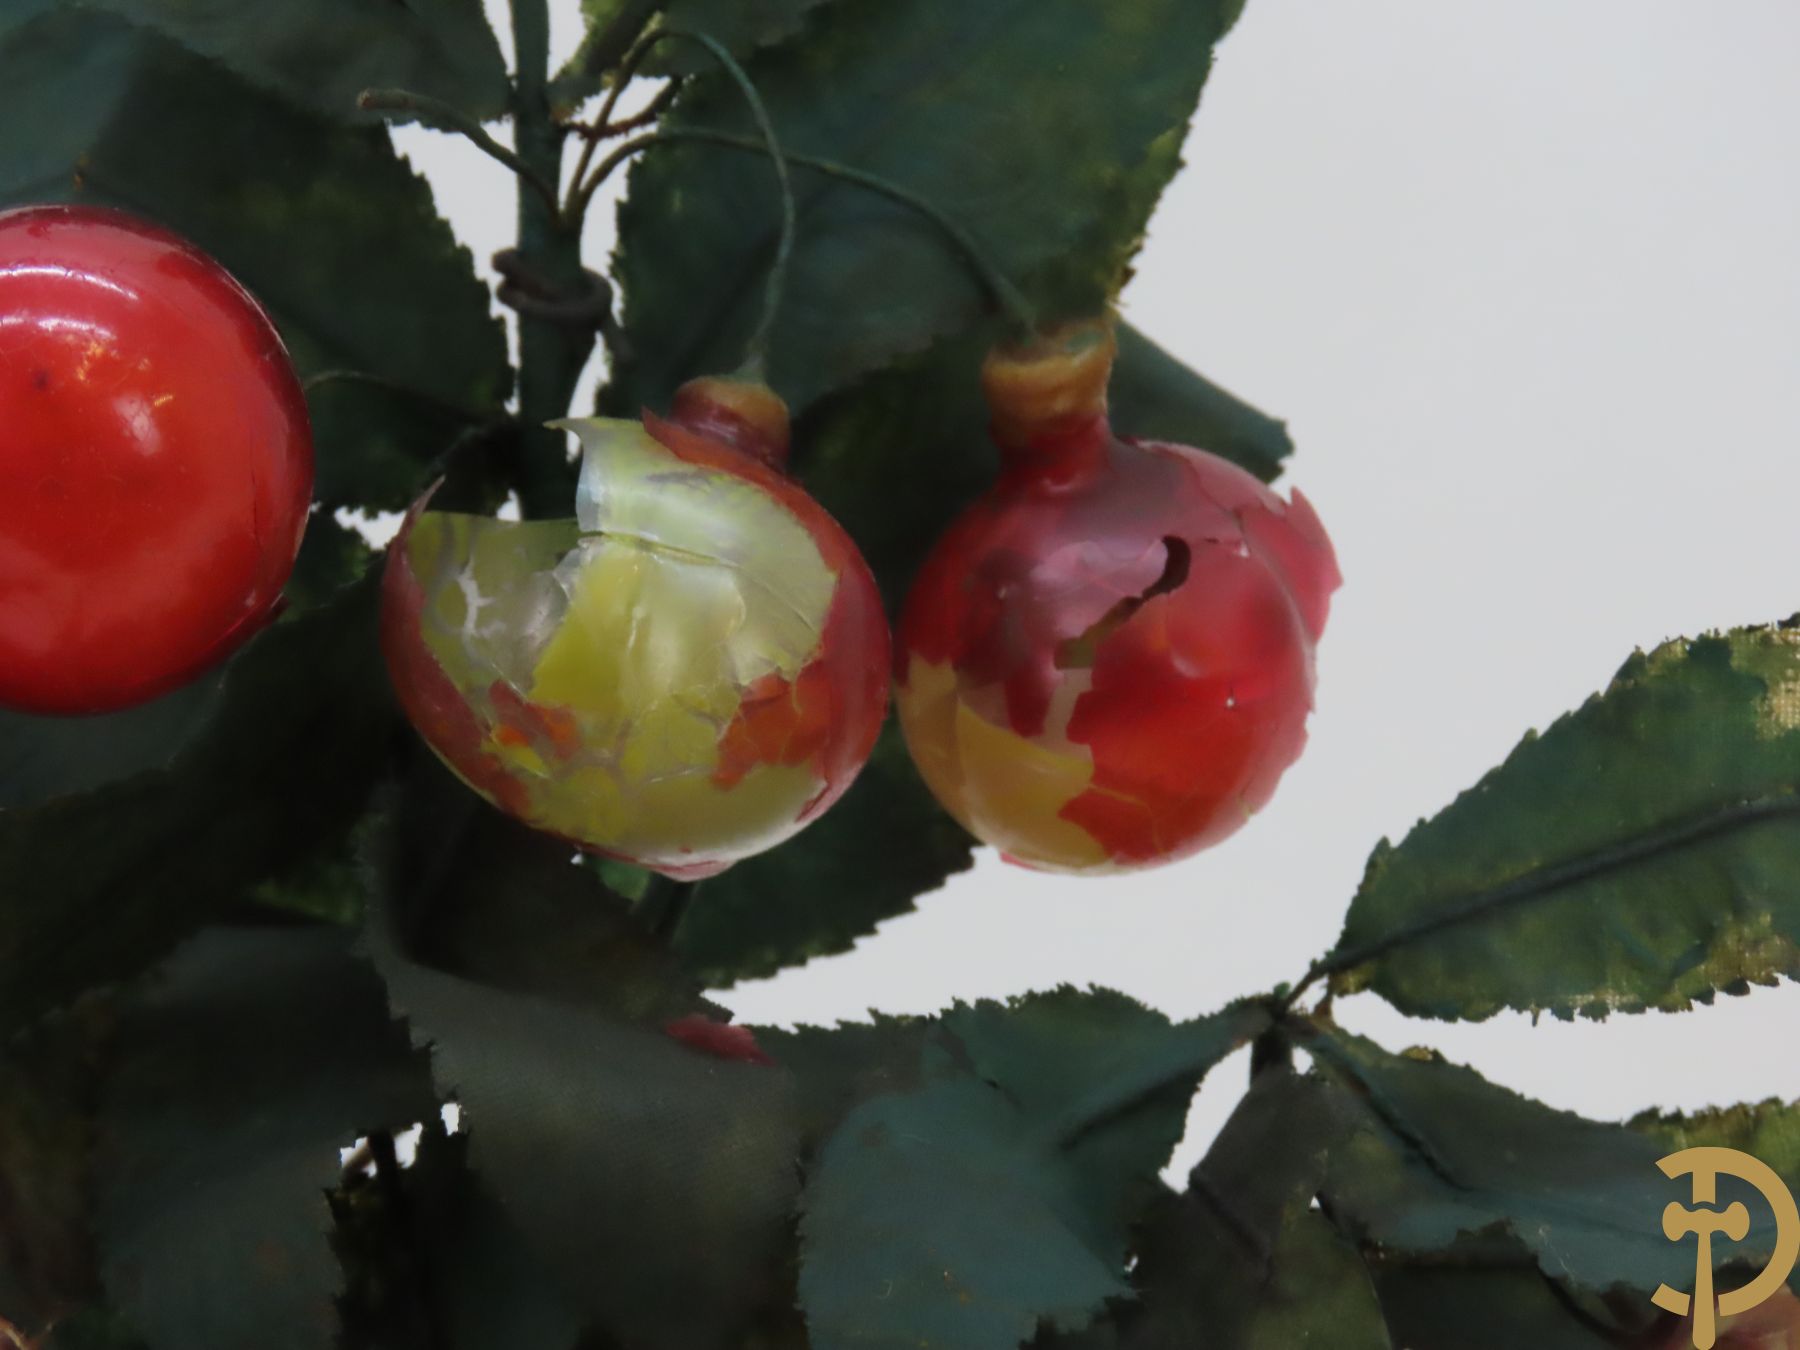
664,1014,775,1066
487,679,582,761
379,494,531,820
650,394,889,814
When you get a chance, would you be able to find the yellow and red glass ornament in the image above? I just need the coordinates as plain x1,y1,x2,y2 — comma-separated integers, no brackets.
382,376,890,879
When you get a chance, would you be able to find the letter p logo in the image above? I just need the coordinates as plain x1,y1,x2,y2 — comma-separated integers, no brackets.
1654,1147,1800,1350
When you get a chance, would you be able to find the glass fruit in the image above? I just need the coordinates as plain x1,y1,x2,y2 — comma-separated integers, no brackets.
0,205,313,714
381,376,890,879
895,321,1339,874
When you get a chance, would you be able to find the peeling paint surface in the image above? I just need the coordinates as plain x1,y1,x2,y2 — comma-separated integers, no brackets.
381,410,889,878
896,330,1338,874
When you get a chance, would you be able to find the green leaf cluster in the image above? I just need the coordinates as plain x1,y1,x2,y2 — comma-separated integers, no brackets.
5,0,1795,1347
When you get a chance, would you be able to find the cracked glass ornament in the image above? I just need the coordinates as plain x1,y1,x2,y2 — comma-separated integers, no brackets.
381,376,890,879
0,205,313,715
896,322,1339,874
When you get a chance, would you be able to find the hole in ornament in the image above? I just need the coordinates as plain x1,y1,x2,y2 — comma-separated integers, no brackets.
1054,536,1191,670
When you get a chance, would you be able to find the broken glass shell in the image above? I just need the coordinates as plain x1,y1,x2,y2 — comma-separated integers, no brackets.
381,388,890,879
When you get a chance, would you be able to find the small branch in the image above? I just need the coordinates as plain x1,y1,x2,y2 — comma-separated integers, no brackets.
566,80,683,142
561,0,673,96
565,28,670,223
635,875,703,944
357,88,560,215
570,128,1038,335
508,0,591,518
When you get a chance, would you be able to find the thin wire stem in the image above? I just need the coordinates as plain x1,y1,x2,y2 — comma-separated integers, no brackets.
571,128,1037,334
657,29,794,367
357,88,560,215
562,25,797,366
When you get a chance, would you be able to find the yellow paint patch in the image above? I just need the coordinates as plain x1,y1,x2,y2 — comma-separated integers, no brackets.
896,654,1107,871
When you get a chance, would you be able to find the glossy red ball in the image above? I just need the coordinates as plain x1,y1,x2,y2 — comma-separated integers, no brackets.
896,323,1340,874
0,205,312,715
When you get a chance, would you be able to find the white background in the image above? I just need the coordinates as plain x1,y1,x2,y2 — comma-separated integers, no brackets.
399,0,1800,1173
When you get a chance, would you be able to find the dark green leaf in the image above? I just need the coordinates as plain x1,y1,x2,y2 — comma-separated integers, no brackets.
0,1009,110,1336
1632,1097,1800,1188
674,723,975,985
365,786,801,1350
755,1014,935,1148
799,1071,1132,1350
1329,620,1800,1020
797,999,1260,1349
0,575,394,1037
1059,1067,1386,1350
37,1308,150,1350
1110,324,1293,483
0,8,510,514
1130,1203,1390,1350
335,1121,588,1350
608,0,1236,414
946,991,1270,1245
790,335,994,611
1308,1025,1781,1297
559,0,841,100
95,926,437,1350
1369,1243,1648,1350
0,677,219,811
79,0,509,123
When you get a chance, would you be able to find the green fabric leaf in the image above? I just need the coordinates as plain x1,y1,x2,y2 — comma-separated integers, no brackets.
0,8,510,515
0,575,393,1038
1369,1242,1651,1350
1308,1025,1785,1297
36,1308,149,1350
1328,620,1800,1021
78,0,509,123
946,991,1270,1247
674,723,975,986
607,0,1236,415
335,1121,588,1350
94,926,438,1350
755,1013,935,1148
0,1011,109,1338
799,1073,1132,1350
1054,1066,1386,1350
393,758,708,1022
0,677,220,811
1632,1097,1800,1186
1110,324,1294,483
557,0,841,103
797,999,1262,1349
365,782,802,1350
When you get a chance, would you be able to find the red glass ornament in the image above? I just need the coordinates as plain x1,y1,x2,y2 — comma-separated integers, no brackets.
896,322,1339,874
0,205,312,715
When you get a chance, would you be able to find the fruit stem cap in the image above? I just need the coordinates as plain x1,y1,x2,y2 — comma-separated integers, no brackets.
670,374,792,470
982,318,1117,451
